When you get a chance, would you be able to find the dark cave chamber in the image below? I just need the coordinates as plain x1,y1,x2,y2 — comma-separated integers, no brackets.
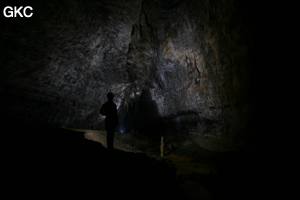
0,0,290,199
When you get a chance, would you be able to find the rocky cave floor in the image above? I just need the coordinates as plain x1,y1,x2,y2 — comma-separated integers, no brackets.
1,120,283,200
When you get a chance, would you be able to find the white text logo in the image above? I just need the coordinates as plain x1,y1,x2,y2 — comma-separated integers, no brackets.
3,6,33,18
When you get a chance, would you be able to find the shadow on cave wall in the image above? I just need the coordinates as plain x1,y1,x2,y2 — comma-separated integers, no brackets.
117,89,221,142
118,89,163,141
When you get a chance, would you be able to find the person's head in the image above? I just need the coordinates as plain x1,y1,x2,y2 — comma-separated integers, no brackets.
107,92,114,101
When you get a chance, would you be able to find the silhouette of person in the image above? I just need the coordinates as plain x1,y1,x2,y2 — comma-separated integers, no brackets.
100,92,118,150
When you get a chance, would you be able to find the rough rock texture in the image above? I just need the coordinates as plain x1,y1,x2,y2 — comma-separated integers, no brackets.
1,0,254,142
1,0,143,128
126,0,253,139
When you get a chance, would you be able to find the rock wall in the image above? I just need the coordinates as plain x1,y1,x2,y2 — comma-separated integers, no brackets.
1,0,254,139
1,0,142,128
123,0,253,138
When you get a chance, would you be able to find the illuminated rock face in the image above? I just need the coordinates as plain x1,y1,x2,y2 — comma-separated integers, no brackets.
122,0,253,138
0,0,253,138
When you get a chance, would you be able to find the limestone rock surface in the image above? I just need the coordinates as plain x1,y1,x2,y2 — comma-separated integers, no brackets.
1,0,254,140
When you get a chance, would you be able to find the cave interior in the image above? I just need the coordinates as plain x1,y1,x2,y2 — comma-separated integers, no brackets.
0,0,290,199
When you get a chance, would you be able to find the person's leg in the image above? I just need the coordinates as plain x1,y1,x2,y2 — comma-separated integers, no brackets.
107,129,115,149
